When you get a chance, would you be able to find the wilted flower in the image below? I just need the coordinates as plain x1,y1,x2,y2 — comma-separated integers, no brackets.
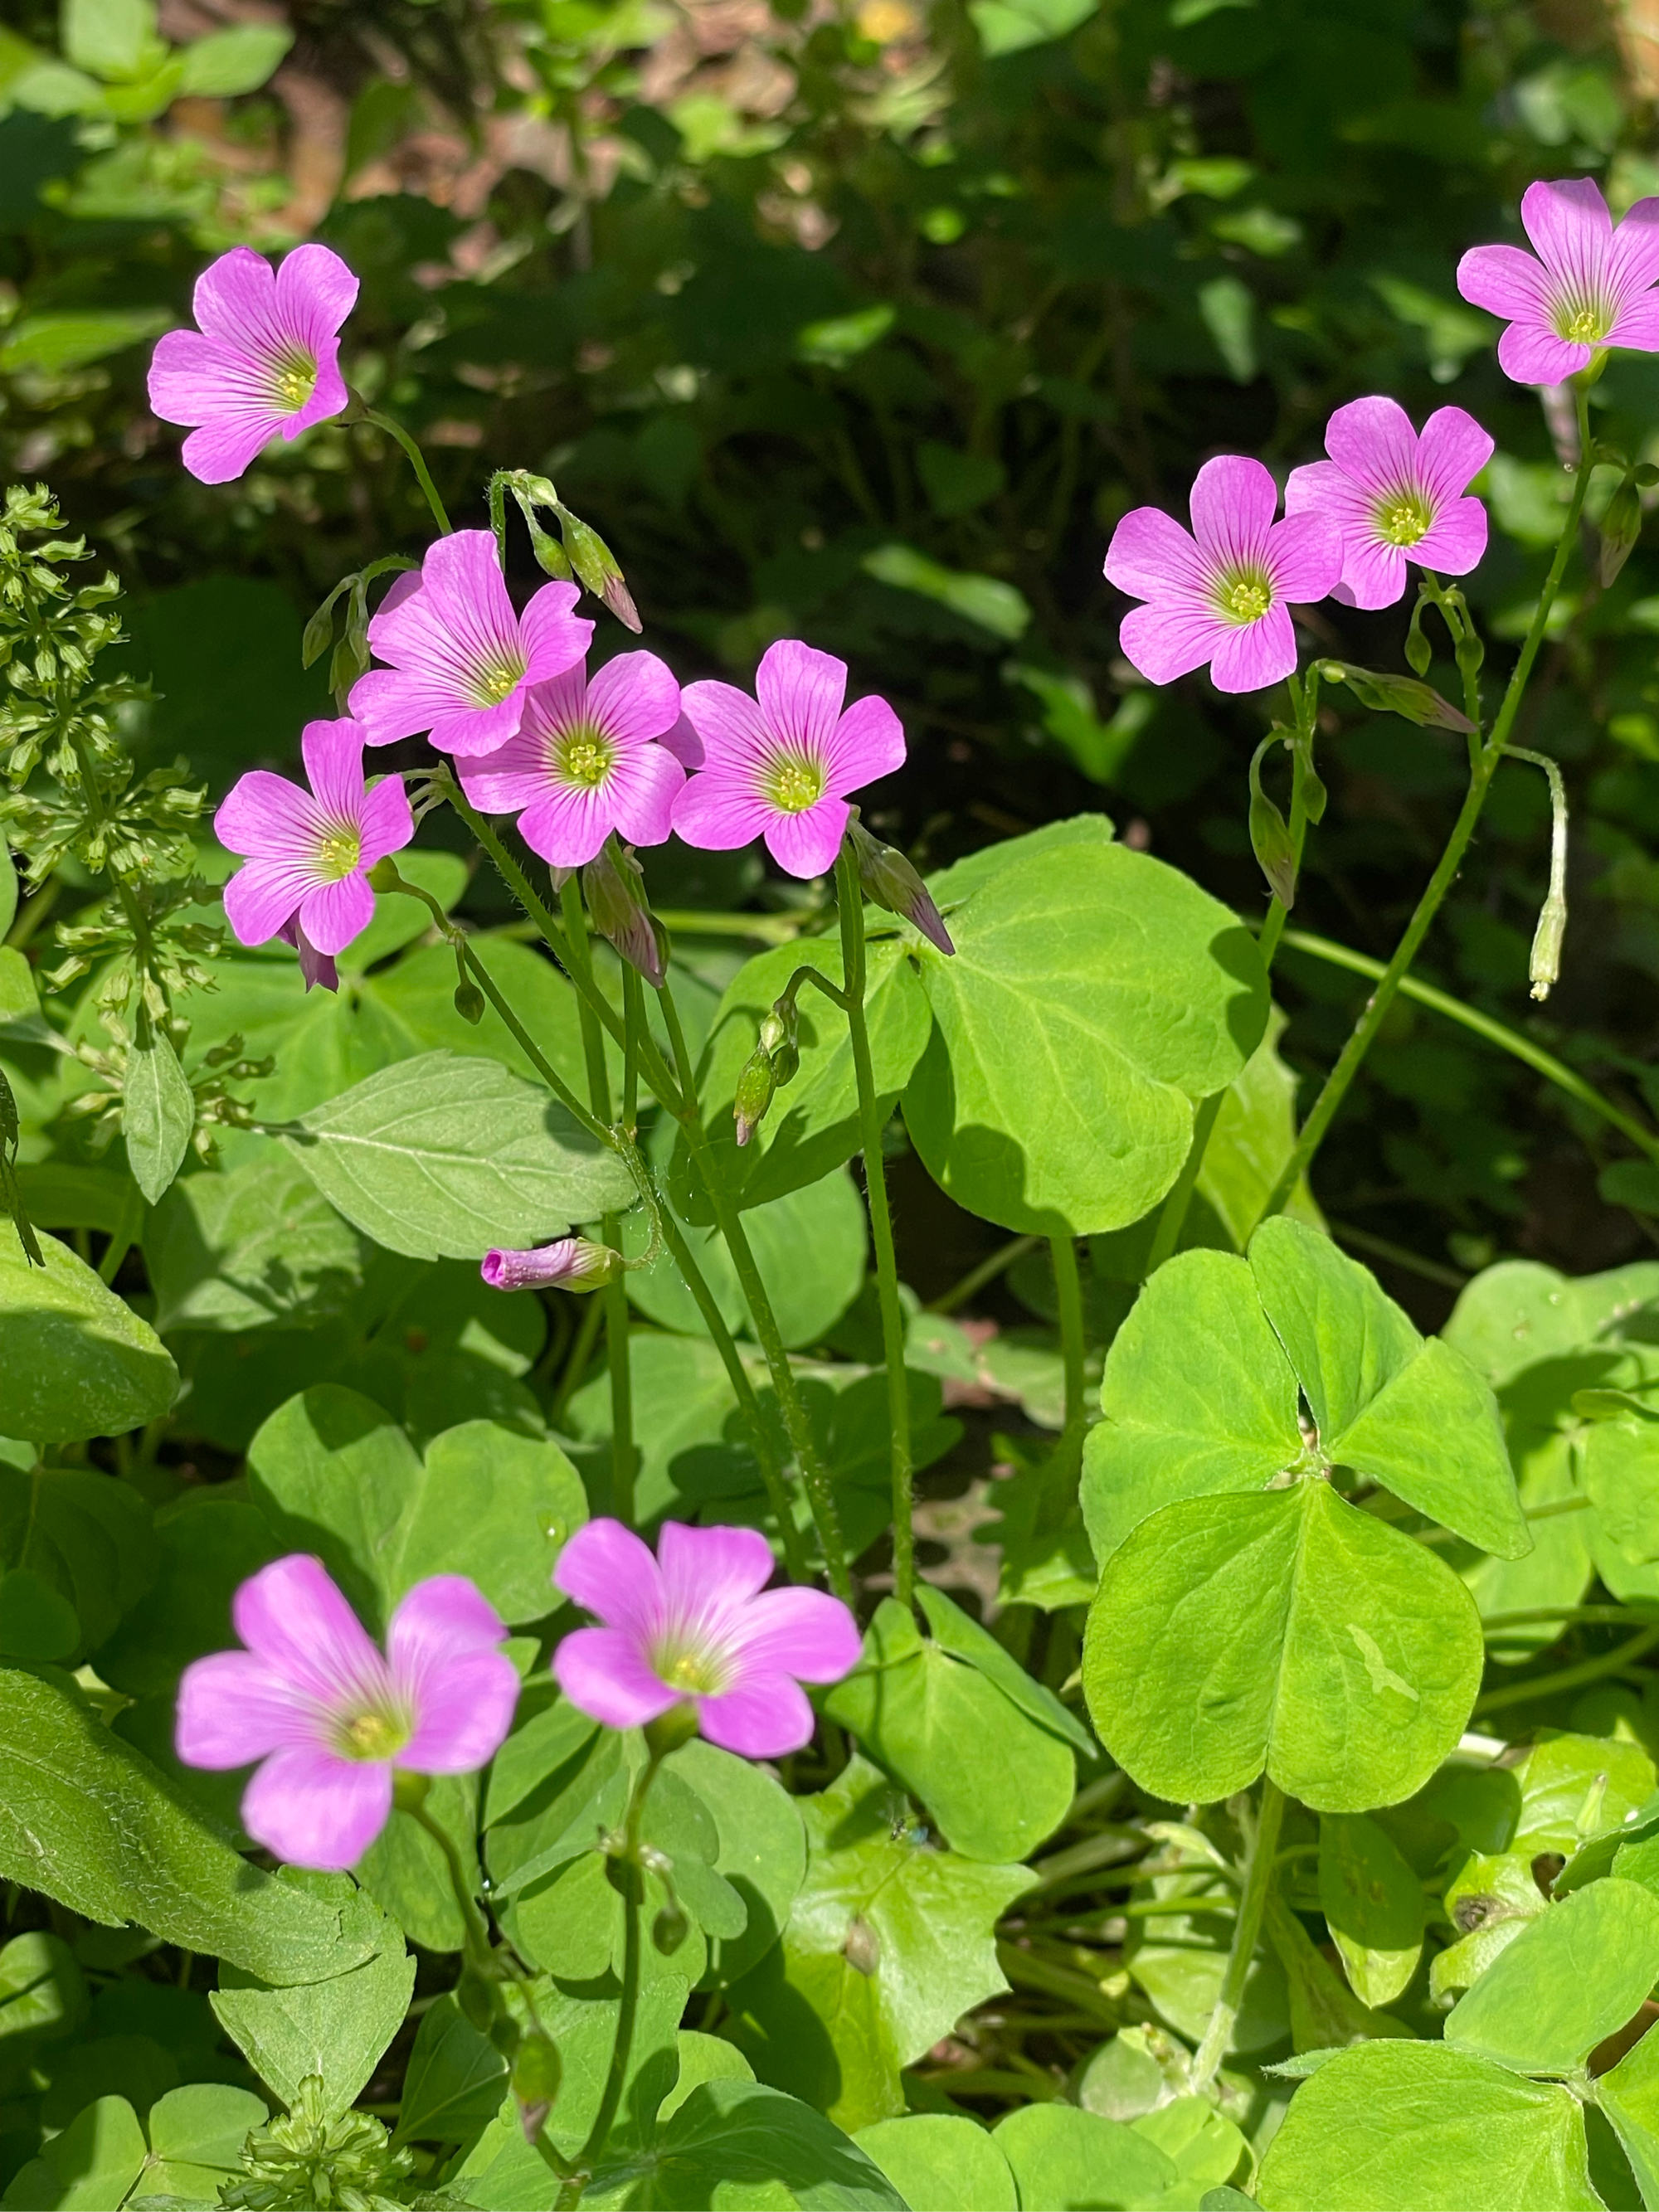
672,640,905,880
1104,455,1343,694
553,1519,861,1757
349,532,593,759
1457,177,1659,386
276,916,339,996
457,653,684,867
215,718,413,967
1284,398,1493,610
147,245,358,485
177,1555,519,1870
480,1237,621,1291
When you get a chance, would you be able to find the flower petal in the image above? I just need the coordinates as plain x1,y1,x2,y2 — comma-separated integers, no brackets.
192,246,277,344
347,668,447,748
657,1521,776,1626
388,1575,514,1757
516,784,615,869
1413,495,1488,578
299,719,367,819
698,1673,815,1759
554,1517,664,1637
147,328,233,427
606,742,685,850
215,770,312,859
358,774,416,866
1322,396,1417,493
587,651,682,747
1266,511,1343,605
1520,176,1612,281
231,1554,390,1711
401,1649,522,1772
299,872,374,956
825,693,905,794
725,1587,862,1685
241,1744,393,1872
555,1626,681,1730
519,580,592,682
1457,243,1549,324
1104,505,1209,600
765,800,849,878
1610,197,1659,300
756,639,848,753
1209,604,1296,693
275,242,359,350
180,414,282,484
658,712,704,771
1335,537,1409,612
1608,294,1659,353
1414,406,1496,505
430,696,527,761
679,680,776,777
1496,321,1589,386
1188,454,1278,564
176,1650,318,1768
673,771,774,852
456,731,546,817
1117,601,1228,687
223,859,310,948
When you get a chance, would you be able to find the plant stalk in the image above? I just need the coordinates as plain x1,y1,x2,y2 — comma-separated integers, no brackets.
363,407,453,535
1192,1778,1286,2092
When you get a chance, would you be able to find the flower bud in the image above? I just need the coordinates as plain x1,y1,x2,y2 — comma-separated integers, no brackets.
1529,891,1566,1002
512,2031,562,2141
1248,737,1297,912
1600,476,1643,587
1404,597,1433,678
481,1237,622,1292
582,843,666,989
733,1050,776,1147
845,818,954,955
1314,660,1475,735
557,505,643,632
277,916,339,995
453,980,487,1025
653,1901,690,1957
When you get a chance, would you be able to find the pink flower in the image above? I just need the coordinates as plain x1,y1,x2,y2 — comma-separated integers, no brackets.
1457,177,1659,386
1284,398,1494,610
1104,456,1343,694
457,653,685,868
671,640,905,880
176,1555,518,1870
215,717,414,963
348,532,593,760
553,1519,860,1758
148,245,358,485
481,1237,620,1291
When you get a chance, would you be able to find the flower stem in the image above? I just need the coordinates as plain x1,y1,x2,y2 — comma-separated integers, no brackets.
407,1798,494,1978
658,982,854,1603
1255,391,1595,1225
362,408,453,535
835,844,913,1607
1472,1625,1659,1719
1191,1778,1286,2093
1051,1232,1087,1441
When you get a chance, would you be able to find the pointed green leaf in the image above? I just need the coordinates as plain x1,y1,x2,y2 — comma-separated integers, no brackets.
1584,1416,1659,1563
1597,2007,1659,2208
392,1992,508,2148
124,1014,195,1207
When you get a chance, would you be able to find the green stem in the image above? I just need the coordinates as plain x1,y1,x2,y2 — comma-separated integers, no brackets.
1051,1232,1087,1444
1257,393,1596,1223
1472,1625,1659,1719
658,983,854,1602
363,408,453,535
1483,1605,1659,1631
836,845,913,1607
407,1799,494,1976
552,1295,606,1428
1192,1779,1286,2093
927,1233,1041,1315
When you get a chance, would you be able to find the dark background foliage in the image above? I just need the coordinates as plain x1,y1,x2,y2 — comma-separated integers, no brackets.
6,0,1659,1315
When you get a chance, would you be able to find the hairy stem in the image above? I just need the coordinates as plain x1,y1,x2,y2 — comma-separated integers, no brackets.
836,845,913,1607
363,408,453,535
1192,1779,1286,2092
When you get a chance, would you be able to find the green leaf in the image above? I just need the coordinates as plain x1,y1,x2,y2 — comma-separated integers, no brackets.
146,1155,367,1335
1318,1814,1424,2009
585,2078,908,2210
659,2029,756,2123
990,2104,1179,2211
0,2093,147,2211
723,1753,1032,2130
822,1598,1075,1862
0,1463,155,1662
212,1875,414,2118
123,1015,194,1208
1248,1213,1420,1439
139,2083,270,2202
625,1168,867,1350
1264,1888,1406,2052
1131,2096,1252,2198
61,0,155,78
1082,1483,1484,1811
95,1491,279,1699
0,1664,371,1983
1515,1733,1657,1855
862,543,1032,641
1584,1417,1659,1562
904,840,1267,1235
0,1232,178,1444
0,847,16,941
1443,1259,1659,1388
669,1738,807,1989
246,1386,422,1628
1443,1879,1659,2074
355,1777,479,1955
684,941,931,1213
0,1930,85,2041
281,1051,633,1262
1254,2041,1600,2211
913,1582,1095,1756
1126,1867,1288,2056
175,22,290,94
1597,2011,1659,2209
392,1992,508,2148
854,2115,1019,2211
0,309,171,374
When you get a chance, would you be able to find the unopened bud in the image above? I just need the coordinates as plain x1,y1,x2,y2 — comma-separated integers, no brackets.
1315,659,1475,734
481,1237,622,1291
489,2014,522,2058
454,980,486,1025
1404,597,1432,678
556,506,643,632
367,855,406,893
301,597,337,669
653,1902,689,1957
845,819,955,955
1248,737,1297,912
512,2031,562,2140
457,1971,494,2034
733,1051,776,1147
1529,892,1566,1002
1600,476,1643,586
582,843,666,989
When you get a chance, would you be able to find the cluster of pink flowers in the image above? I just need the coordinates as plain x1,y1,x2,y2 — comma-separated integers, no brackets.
178,1522,859,1870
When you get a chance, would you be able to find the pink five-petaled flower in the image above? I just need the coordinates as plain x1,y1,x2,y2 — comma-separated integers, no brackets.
457,652,685,867
215,717,414,970
1285,398,1494,611
148,245,358,486
1457,177,1659,386
348,532,593,761
176,1555,519,1871
1103,455,1343,694
671,639,905,880
553,1519,861,1758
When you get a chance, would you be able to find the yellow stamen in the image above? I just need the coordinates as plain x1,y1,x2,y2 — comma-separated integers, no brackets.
766,753,826,814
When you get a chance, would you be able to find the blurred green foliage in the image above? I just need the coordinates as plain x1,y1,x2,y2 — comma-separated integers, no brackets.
6,0,1659,1299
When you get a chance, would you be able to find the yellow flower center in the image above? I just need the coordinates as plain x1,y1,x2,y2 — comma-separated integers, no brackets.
1377,488,1433,547
317,824,361,879
271,344,319,413
474,653,527,707
1555,294,1612,346
553,722,615,789
654,1645,726,1695
340,1710,406,1761
1218,567,1272,625
765,751,826,814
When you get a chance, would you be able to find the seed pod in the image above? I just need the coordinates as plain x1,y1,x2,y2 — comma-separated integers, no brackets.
1248,736,1297,912
512,2030,562,2140
453,980,486,1025
1599,475,1643,586
733,1049,776,1147
653,1901,689,1956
